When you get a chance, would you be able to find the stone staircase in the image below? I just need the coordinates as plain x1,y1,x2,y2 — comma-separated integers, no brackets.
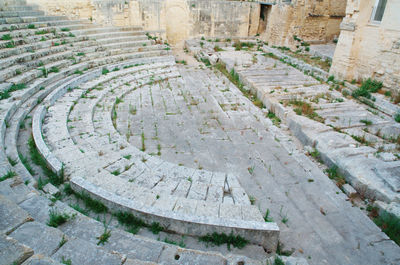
0,1,280,264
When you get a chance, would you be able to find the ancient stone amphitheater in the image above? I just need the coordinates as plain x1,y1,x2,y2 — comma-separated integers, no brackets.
1,1,399,265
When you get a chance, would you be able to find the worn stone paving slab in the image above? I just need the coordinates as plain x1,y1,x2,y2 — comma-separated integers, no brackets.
22,255,63,265
51,238,122,265
0,194,32,235
9,221,66,256
0,235,34,265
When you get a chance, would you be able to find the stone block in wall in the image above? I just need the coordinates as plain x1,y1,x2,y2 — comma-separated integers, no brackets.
340,21,355,31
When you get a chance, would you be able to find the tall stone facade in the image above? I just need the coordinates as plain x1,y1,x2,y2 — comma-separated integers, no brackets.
27,0,260,44
259,0,347,47
330,0,400,93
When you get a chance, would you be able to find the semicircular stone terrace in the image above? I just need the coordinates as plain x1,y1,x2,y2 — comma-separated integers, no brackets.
37,49,280,249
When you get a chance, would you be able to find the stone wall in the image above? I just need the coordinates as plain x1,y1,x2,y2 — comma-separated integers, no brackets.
330,0,400,94
27,0,260,44
260,0,346,47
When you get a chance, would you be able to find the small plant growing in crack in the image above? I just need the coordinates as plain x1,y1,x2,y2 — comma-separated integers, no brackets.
47,209,71,228
248,165,255,175
111,170,120,176
264,209,274,222
279,206,288,225
249,196,256,205
97,219,112,245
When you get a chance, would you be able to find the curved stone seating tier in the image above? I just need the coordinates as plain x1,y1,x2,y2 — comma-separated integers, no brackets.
1,175,264,265
30,55,279,249
1,45,167,184
0,27,158,84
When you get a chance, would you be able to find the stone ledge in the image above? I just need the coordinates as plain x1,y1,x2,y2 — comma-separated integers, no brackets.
70,176,280,252
32,105,63,175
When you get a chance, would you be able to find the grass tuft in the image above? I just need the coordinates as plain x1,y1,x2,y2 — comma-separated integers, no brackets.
199,232,248,250
73,192,108,213
0,170,17,182
47,209,70,227
28,136,64,186
372,211,400,245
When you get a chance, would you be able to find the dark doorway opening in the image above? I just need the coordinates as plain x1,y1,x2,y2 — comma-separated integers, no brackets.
257,4,272,35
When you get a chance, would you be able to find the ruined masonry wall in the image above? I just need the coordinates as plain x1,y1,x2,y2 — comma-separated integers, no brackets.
261,0,346,47
26,0,260,44
330,0,400,93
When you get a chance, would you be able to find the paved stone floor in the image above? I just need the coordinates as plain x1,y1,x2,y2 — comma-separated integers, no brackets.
114,57,400,264
309,44,337,60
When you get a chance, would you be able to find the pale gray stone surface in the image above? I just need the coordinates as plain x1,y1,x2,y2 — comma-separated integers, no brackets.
22,255,63,265
0,194,32,235
51,238,122,265
9,221,66,256
0,235,33,265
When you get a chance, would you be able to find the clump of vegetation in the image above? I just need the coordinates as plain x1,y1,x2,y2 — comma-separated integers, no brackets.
267,111,281,126
273,256,285,265
289,99,324,123
61,256,72,265
360,119,372,126
0,171,17,182
200,57,211,67
73,192,108,213
0,83,26,100
5,41,15,48
372,211,400,245
233,41,255,51
47,209,71,227
394,112,400,123
97,226,111,245
35,29,48,35
264,209,274,222
102,67,109,75
28,136,64,186
324,166,346,188
176,60,187,65
214,45,223,52
199,232,249,250
19,152,35,175
114,211,164,235
1,34,12,40
352,78,383,99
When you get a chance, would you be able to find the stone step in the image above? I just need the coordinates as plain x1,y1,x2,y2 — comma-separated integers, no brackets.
0,5,38,12
0,235,33,265
0,36,86,59
7,58,71,84
52,238,124,265
72,26,143,36
0,10,45,18
22,255,63,265
0,50,73,82
18,193,260,264
0,45,68,71
95,36,152,46
0,0,27,7
85,31,147,40
0,194,32,235
0,15,68,25
0,178,33,204
9,221,65,256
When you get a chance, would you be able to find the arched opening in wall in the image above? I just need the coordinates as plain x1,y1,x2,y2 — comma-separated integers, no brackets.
166,5,189,45
257,4,272,35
